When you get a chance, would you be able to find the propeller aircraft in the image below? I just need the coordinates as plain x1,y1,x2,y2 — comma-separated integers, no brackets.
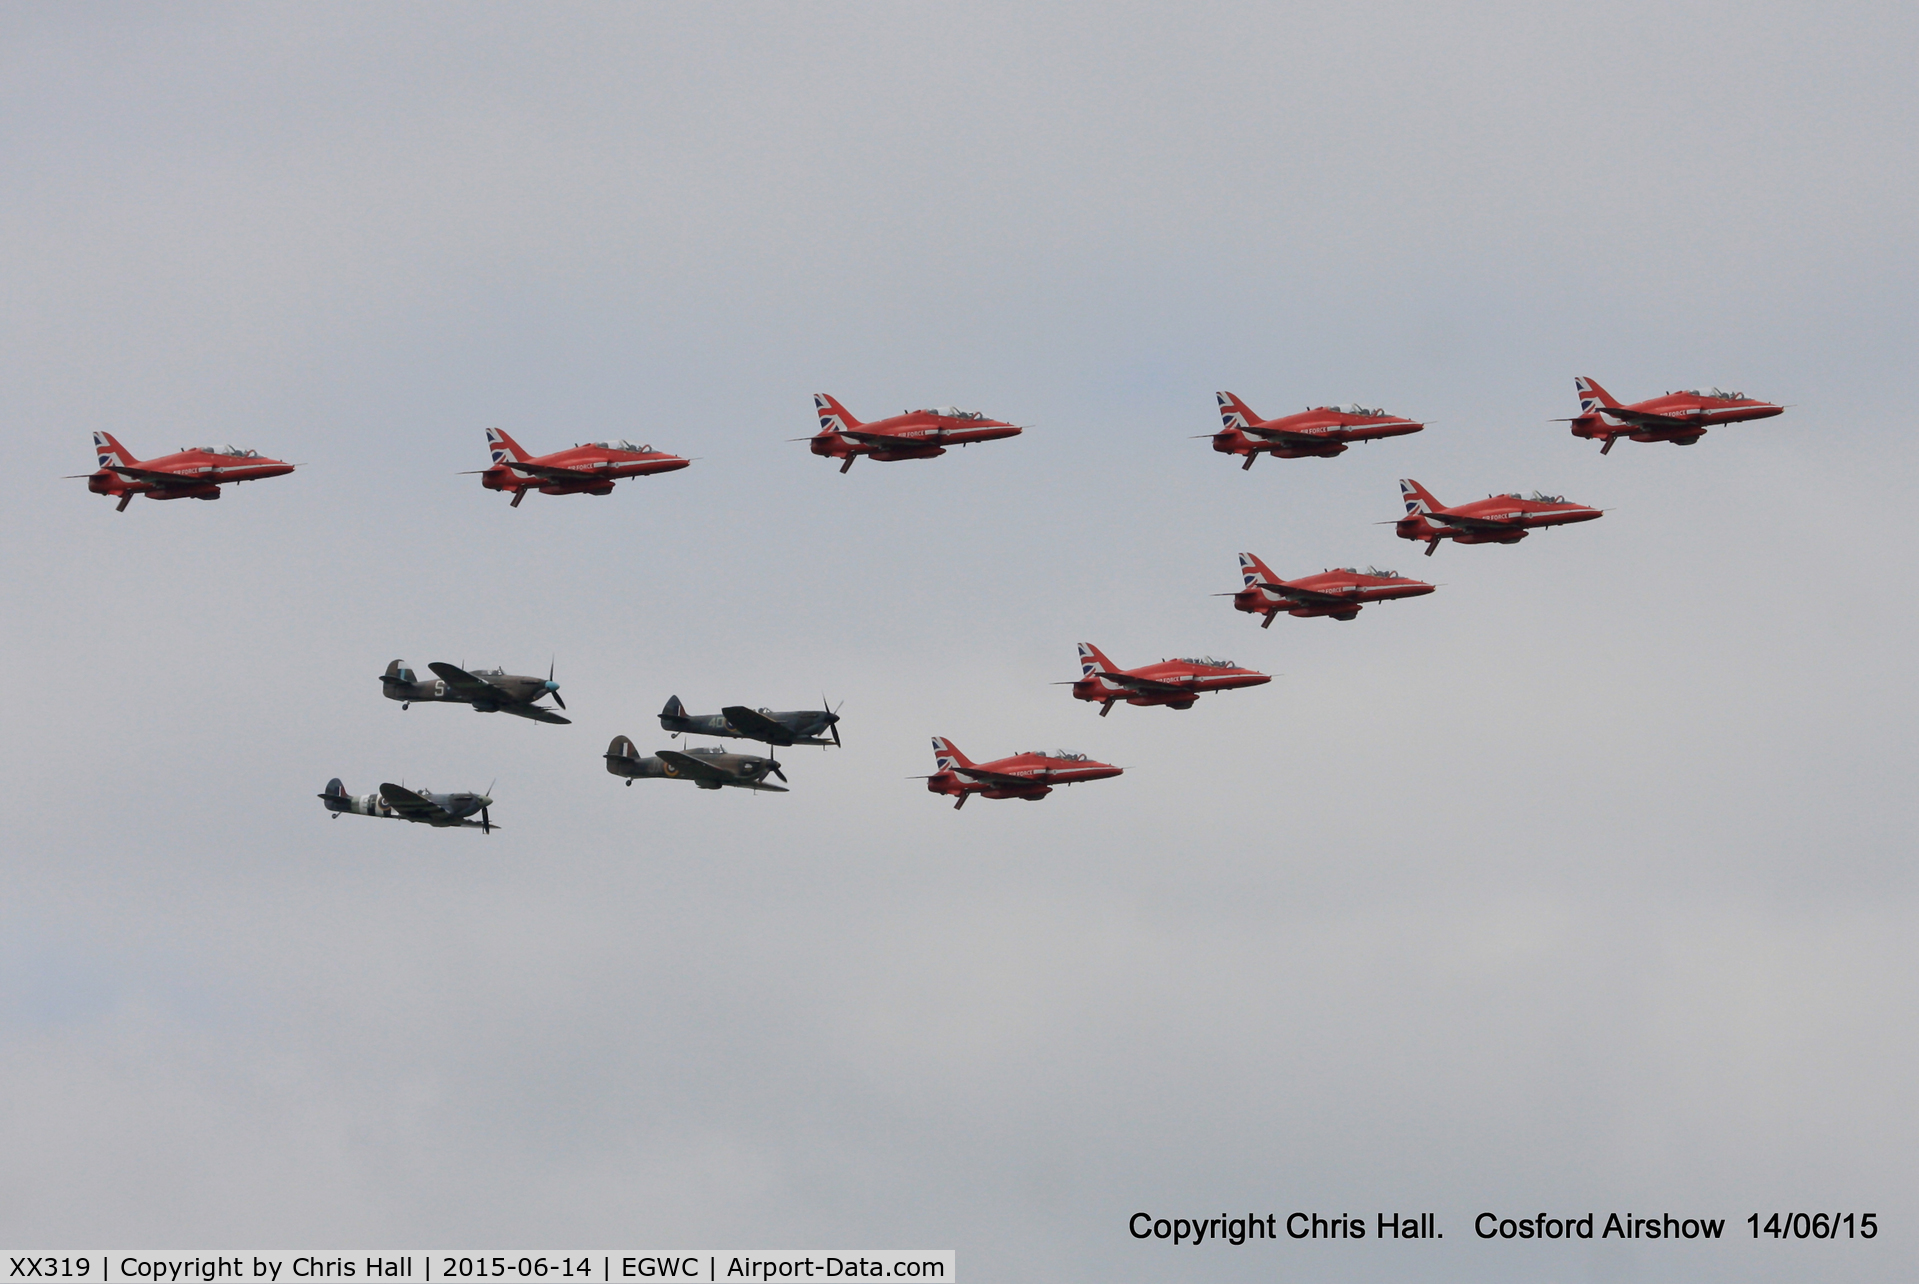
1069,643,1271,715
803,394,1023,473
1205,392,1425,469
658,695,842,747
1394,479,1602,555
1562,376,1783,454
318,778,497,832
604,736,788,791
922,737,1122,809
73,432,295,511
1227,552,1435,625
470,427,690,506
380,659,571,724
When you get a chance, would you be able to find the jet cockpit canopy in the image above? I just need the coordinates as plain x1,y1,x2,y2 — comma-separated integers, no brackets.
189,445,261,457
1025,749,1089,761
1363,566,1400,578
585,439,652,453
1338,403,1385,417
913,406,986,419
1171,656,1236,668
1528,491,1566,503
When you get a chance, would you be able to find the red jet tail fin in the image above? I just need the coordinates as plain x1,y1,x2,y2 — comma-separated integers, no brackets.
813,394,863,435
1214,391,1258,430
92,431,136,470
1076,642,1124,681
931,736,973,771
485,426,532,464
1238,551,1281,590
1399,478,1442,515
1574,376,1621,413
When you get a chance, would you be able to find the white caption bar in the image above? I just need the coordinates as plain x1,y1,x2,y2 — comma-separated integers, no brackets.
4,1255,954,1283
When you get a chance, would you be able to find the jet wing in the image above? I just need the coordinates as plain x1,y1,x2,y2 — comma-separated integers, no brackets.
1426,511,1523,531
500,703,572,725
378,783,454,823
502,459,609,480
1237,425,1330,447
107,465,213,487
954,766,1051,789
1257,581,1352,604
1092,670,1192,693
719,706,797,744
1594,407,1696,428
837,429,942,450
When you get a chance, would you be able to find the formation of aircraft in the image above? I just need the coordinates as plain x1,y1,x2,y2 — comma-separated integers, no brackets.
1393,479,1603,556
802,394,1024,473
1069,643,1271,715
467,427,691,506
604,736,788,791
922,737,1122,809
319,778,497,832
381,660,571,724
73,432,295,511
1206,392,1425,469
659,695,842,747
1228,552,1435,625
115,376,1755,825
1563,376,1784,454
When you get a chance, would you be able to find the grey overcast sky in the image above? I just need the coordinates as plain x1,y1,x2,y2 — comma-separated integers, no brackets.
2,2,1915,1279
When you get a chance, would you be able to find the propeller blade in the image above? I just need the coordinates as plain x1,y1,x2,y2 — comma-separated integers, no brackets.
830,721,841,748
551,691,566,710
481,806,492,835
770,762,788,783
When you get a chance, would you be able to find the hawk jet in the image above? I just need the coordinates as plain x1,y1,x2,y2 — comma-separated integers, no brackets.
1561,376,1784,454
318,778,496,832
658,695,842,747
1394,479,1603,555
72,432,295,511
604,736,788,791
1226,552,1435,625
380,660,571,724
921,737,1122,810
1205,392,1425,469
1068,643,1271,715
802,394,1024,473
469,427,690,506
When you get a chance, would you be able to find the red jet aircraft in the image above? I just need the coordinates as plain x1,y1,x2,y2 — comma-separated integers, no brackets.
804,395,1023,473
472,427,690,506
1395,479,1602,556
924,737,1122,809
75,432,295,512
1563,376,1784,454
1228,552,1435,626
1207,391,1425,469
1069,643,1270,715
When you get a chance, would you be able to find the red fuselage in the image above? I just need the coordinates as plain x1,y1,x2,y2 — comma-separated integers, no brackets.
1071,643,1270,713
926,739,1123,808
479,428,690,505
1231,552,1434,625
808,395,1022,472
1569,376,1783,452
84,433,294,509
1210,392,1424,468
1395,479,1602,555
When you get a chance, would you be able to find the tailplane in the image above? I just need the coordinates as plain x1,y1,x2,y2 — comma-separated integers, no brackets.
606,735,639,763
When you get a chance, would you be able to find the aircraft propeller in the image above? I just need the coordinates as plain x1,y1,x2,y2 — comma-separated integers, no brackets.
545,658,566,709
822,693,844,747
769,761,788,783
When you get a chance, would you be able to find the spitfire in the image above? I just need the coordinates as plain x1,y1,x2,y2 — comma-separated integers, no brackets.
1069,643,1271,715
471,427,690,506
1394,479,1603,556
1206,392,1425,469
318,778,497,832
1563,376,1783,454
804,394,1023,473
659,695,842,747
604,736,788,791
1228,553,1435,626
923,737,1122,810
380,659,571,724
73,432,295,511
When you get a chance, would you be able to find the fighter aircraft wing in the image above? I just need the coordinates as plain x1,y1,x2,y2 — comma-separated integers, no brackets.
499,703,572,725
107,465,214,487
1236,425,1329,447
1091,670,1192,693
1425,511,1523,531
1592,407,1695,428
719,706,797,744
836,429,942,449
952,766,1050,789
378,783,452,823
426,662,497,697
1257,581,1352,604
500,459,609,480
655,750,733,785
